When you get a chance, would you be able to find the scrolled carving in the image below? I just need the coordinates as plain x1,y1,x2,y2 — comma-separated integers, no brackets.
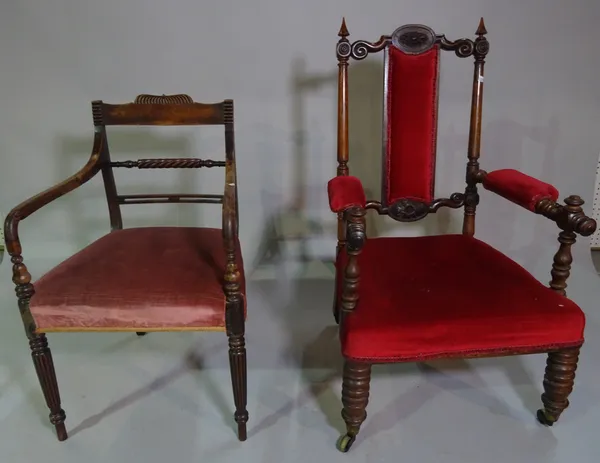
337,41,351,59
475,39,490,56
438,36,475,58
134,94,194,105
388,198,429,222
430,193,465,211
392,24,436,55
350,37,390,60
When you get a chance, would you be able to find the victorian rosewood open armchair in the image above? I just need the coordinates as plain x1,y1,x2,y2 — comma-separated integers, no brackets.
4,94,248,442
328,19,597,452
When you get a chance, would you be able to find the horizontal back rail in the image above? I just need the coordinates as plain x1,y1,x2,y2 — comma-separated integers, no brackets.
111,158,225,169
117,194,223,205
92,95,233,126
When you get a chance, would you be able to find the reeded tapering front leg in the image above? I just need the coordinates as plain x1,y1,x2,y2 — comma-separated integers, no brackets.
30,333,67,441
337,360,371,452
228,329,248,441
537,348,580,426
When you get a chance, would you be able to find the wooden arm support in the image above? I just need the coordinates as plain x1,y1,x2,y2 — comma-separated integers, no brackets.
341,207,367,318
222,158,244,331
536,195,596,297
3,130,104,337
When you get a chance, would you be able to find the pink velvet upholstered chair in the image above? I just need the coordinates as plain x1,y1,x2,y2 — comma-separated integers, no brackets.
4,94,248,442
328,19,597,452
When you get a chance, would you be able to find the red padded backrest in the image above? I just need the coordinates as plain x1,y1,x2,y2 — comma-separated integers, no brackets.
384,45,440,205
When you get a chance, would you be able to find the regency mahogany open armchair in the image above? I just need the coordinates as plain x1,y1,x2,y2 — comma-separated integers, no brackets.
327,19,597,452
3,94,248,442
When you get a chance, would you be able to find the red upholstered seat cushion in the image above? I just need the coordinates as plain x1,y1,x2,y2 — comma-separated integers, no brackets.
30,227,245,331
337,235,584,362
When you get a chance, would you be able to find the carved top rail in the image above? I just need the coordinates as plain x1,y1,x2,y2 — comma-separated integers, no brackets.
92,95,234,126
336,20,489,61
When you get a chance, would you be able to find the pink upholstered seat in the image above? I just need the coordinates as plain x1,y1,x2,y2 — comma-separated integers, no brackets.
30,227,245,331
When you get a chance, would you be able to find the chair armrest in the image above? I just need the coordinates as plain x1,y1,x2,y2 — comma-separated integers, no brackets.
4,131,104,255
482,169,559,211
536,196,596,237
327,176,367,213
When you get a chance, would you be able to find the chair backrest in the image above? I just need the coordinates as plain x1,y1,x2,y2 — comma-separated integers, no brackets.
336,19,489,234
91,94,238,231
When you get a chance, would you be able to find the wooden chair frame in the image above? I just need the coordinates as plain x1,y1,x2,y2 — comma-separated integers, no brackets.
332,19,596,452
3,94,247,442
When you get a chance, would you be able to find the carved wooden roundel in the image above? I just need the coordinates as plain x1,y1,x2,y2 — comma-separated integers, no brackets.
388,198,430,222
391,24,437,55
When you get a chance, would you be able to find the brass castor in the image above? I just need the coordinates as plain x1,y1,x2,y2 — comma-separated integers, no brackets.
336,434,356,453
136,332,147,337
537,409,555,426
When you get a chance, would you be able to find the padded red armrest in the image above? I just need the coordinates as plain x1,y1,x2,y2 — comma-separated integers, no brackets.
327,176,367,213
482,169,559,211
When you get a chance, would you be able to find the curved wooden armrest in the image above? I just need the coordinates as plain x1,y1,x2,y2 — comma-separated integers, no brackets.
535,196,597,237
4,130,104,255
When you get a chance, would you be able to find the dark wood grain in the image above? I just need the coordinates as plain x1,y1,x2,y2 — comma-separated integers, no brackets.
462,19,488,236
97,126,123,230
96,100,226,126
117,194,223,205
221,99,247,441
549,231,576,296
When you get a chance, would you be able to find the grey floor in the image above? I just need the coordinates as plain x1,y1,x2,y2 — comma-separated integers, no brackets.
0,250,599,463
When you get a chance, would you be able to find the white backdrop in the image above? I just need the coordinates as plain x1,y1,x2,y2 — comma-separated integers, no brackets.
1,0,599,282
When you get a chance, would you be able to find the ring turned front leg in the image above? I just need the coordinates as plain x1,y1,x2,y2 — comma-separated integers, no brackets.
537,347,580,426
337,360,371,452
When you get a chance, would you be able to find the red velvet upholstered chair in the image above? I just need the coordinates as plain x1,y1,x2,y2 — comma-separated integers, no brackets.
4,94,248,442
328,19,597,452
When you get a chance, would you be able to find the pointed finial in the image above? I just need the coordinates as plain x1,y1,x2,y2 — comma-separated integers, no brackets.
338,17,349,38
476,17,487,36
